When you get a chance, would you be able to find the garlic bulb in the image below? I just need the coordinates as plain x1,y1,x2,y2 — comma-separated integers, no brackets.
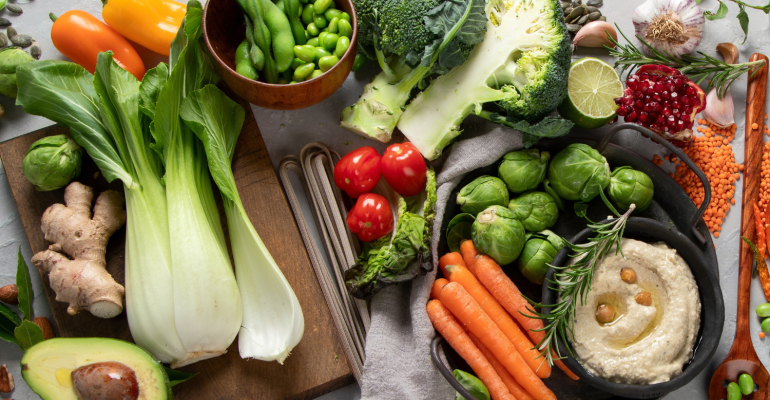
703,88,734,128
633,0,705,58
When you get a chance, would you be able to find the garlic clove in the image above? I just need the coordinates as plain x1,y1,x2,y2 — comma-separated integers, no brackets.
716,42,739,64
573,21,618,48
703,87,734,129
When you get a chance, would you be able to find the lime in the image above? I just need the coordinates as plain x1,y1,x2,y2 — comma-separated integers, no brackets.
557,57,623,129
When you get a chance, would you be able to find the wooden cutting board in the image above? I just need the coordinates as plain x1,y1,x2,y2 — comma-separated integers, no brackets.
0,95,354,399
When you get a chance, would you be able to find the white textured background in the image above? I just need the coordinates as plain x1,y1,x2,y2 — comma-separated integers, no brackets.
0,0,767,399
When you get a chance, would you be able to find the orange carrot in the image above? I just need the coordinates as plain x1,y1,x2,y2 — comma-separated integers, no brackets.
475,255,579,381
467,330,536,400
460,240,480,274
444,263,550,378
439,252,467,275
439,282,556,400
431,278,449,300
426,300,516,400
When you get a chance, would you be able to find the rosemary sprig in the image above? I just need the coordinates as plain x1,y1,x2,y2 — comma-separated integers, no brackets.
604,25,766,98
525,205,635,366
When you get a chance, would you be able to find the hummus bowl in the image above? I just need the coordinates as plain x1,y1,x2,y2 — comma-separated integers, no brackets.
541,217,724,399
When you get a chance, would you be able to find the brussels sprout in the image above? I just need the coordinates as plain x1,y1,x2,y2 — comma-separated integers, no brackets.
453,369,490,400
0,47,34,98
606,166,654,213
22,135,82,191
457,175,509,215
547,143,610,202
508,191,558,232
446,213,474,253
518,230,565,284
498,149,549,193
472,206,525,265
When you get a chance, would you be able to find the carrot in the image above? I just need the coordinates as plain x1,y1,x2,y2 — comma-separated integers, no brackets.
431,278,449,300
444,263,550,378
439,282,556,400
426,300,516,400
467,330,536,400
474,255,579,381
439,252,466,275
460,240,480,274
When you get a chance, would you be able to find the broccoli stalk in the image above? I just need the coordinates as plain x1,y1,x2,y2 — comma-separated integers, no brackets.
340,0,486,142
397,0,571,160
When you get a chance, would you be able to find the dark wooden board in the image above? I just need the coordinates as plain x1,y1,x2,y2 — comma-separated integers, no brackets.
0,96,354,399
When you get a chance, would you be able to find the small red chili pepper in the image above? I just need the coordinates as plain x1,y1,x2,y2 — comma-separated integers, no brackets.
334,146,382,198
346,193,394,242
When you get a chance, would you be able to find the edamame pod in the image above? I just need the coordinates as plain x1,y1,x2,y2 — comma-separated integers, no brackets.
236,63,259,80
313,47,332,62
318,55,339,71
313,0,332,14
294,45,316,62
352,53,367,71
291,57,308,69
334,36,349,58
260,0,296,72
282,68,294,81
328,17,338,34
313,13,327,28
301,4,314,25
338,19,352,38
727,382,741,400
309,69,324,80
284,0,307,45
244,16,265,71
307,37,320,47
757,303,770,317
238,0,278,82
739,373,754,395
293,62,315,80
322,33,339,51
276,0,285,13
307,22,320,36
763,317,770,332
339,12,351,21
324,8,342,21
278,77,290,84
235,40,259,80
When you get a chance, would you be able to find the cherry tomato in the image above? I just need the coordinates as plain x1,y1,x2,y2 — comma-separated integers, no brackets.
346,193,394,242
380,142,427,197
334,146,382,198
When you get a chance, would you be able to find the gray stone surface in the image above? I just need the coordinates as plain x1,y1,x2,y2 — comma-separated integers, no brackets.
0,0,767,398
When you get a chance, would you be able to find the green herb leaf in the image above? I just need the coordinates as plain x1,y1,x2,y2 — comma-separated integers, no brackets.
14,319,44,350
420,0,486,70
737,5,749,44
138,63,170,121
0,302,21,345
704,0,729,20
573,202,591,222
163,365,199,387
16,247,33,321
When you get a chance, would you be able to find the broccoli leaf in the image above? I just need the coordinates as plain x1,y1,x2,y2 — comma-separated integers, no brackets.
420,0,486,70
482,112,574,148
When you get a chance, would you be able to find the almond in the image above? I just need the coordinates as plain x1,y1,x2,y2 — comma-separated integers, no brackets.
0,285,18,305
0,365,13,393
33,317,55,340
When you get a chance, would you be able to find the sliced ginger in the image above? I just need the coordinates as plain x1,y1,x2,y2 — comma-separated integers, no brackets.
32,182,127,319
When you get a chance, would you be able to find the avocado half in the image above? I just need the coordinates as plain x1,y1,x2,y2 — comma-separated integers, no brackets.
21,337,172,400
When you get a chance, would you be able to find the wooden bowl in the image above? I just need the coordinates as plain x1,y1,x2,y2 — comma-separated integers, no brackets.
203,0,358,110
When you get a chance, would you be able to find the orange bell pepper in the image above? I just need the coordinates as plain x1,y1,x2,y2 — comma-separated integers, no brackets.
102,0,187,56
50,11,145,80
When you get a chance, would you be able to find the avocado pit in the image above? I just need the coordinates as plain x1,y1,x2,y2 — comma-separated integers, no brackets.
71,362,139,400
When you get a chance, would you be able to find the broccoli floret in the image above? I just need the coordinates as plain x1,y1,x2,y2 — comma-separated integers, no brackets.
352,0,385,49
379,0,443,56
397,0,571,159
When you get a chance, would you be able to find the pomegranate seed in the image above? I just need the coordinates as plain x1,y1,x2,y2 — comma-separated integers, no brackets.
639,112,649,124
673,78,684,90
641,85,649,93
672,100,681,109
617,106,628,116
656,116,666,125
626,111,638,122
671,92,678,100
635,100,643,109
640,73,649,81
654,82,665,92
662,108,672,117
662,91,670,100
628,79,638,90
667,116,676,128
685,86,697,97
676,120,685,131
681,95,690,105
683,105,692,115
633,91,643,99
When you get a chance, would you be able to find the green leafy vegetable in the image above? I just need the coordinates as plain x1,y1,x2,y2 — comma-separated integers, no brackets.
0,303,21,345
14,319,44,351
605,166,654,213
700,0,767,43
518,230,565,285
479,112,574,149
497,149,549,194
546,143,610,202
16,247,33,321
0,47,34,98
162,365,199,387
703,0,729,20
22,135,82,191
508,191,558,232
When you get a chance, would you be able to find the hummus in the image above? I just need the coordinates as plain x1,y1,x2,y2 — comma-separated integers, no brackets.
568,238,701,384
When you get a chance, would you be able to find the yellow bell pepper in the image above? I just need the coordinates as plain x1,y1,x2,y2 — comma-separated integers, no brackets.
102,0,187,56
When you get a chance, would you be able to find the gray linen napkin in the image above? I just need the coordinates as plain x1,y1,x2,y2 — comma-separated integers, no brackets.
360,123,524,400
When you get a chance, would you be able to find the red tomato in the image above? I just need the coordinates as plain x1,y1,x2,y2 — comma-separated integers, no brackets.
380,142,427,197
334,146,382,198
346,193,394,242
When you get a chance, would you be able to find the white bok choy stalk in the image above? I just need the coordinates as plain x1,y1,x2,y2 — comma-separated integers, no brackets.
149,3,242,367
180,85,304,363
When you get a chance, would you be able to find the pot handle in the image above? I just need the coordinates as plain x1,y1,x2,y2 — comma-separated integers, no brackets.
430,336,481,400
596,123,711,245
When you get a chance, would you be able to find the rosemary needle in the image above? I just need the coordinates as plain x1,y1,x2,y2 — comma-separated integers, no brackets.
526,205,635,366
603,25,765,98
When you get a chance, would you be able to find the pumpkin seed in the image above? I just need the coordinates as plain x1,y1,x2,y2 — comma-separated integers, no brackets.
586,6,599,13
561,2,571,9
572,0,581,5
6,26,16,39
0,33,6,47
588,11,601,21
598,15,607,21
564,7,572,15
0,18,10,27
576,14,589,24
11,34,32,47
5,4,21,14
567,5,585,20
30,42,40,59
586,0,602,6
567,23,582,32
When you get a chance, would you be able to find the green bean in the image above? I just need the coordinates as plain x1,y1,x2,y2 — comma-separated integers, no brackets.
322,33,339,51
301,4,314,25
235,40,259,80
307,37,320,47
334,36,349,58
307,22,320,36
243,16,265,71
757,303,770,317
318,55,339,71
309,69,324,80
260,0,295,72
328,17,338,34
739,373,754,395
293,62,315,80
337,19,352,38
339,12,350,21
294,44,316,62
238,0,278,82
324,8,342,21
313,47,332,62
284,0,306,45
762,317,770,332
313,13,327,28
727,382,741,400
313,0,332,14
352,53,367,71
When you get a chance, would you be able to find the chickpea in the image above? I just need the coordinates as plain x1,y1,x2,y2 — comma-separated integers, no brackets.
620,268,637,284
595,304,615,324
635,291,652,306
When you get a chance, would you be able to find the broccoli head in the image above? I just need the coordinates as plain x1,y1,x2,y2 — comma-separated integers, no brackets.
378,0,443,56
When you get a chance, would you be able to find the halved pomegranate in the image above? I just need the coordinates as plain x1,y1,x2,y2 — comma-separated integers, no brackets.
614,64,707,145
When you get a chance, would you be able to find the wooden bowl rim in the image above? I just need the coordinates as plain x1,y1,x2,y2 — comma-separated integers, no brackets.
202,0,359,89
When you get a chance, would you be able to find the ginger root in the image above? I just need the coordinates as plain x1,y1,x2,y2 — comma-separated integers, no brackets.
32,182,127,319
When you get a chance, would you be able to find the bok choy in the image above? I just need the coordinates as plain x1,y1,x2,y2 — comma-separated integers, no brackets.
181,84,304,363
